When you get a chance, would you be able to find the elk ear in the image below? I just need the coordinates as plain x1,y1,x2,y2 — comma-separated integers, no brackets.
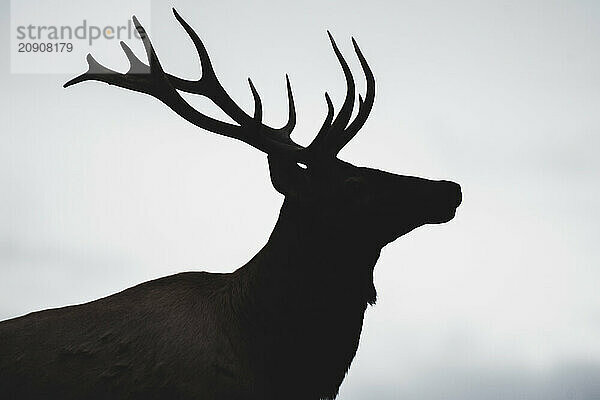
268,156,311,198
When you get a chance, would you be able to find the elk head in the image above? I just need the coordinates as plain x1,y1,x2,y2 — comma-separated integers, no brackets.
64,9,461,250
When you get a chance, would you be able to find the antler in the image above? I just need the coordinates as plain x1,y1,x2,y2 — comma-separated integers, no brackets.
327,37,376,155
64,9,375,164
306,33,375,159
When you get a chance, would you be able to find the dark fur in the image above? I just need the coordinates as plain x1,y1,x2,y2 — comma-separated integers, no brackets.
0,165,460,399
0,202,377,400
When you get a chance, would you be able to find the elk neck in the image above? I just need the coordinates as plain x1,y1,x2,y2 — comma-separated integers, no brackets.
231,198,381,326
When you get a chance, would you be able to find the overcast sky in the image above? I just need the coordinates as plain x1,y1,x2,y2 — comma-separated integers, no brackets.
1,0,599,398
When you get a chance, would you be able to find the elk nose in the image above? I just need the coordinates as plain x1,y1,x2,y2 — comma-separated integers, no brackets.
441,180,462,207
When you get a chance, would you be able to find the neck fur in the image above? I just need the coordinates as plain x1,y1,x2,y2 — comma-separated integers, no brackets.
234,200,381,320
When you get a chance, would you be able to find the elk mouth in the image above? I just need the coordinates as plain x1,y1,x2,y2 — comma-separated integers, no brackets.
430,207,458,224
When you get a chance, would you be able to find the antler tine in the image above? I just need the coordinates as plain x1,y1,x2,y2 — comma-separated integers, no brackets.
324,32,355,142
247,78,263,123
65,15,304,160
307,92,335,155
281,74,297,138
332,37,375,153
170,8,296,139
170,10,240,115
120,40,149,74
132,16,160,72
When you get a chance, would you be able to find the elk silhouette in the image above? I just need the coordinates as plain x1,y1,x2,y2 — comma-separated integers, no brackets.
0,10,462,400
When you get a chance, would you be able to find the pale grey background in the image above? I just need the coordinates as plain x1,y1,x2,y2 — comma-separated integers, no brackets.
1,1,599,399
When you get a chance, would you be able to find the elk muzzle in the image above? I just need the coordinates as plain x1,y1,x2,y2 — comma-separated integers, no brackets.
428,180,462,224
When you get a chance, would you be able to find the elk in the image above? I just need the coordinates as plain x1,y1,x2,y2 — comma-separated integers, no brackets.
0,9,462,400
